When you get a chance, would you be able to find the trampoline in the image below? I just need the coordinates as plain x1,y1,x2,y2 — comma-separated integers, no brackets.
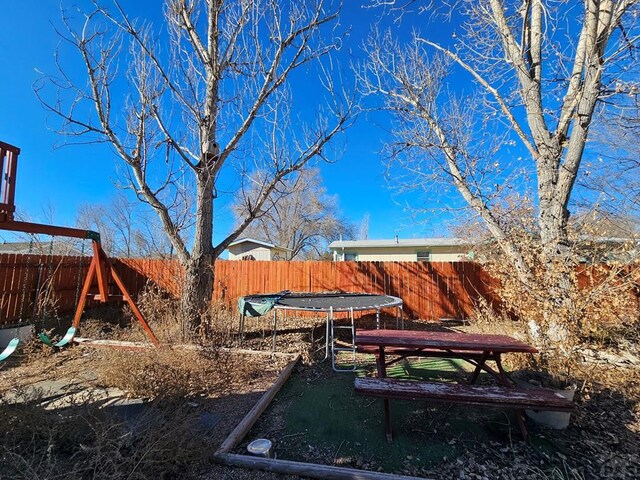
238,291,403,371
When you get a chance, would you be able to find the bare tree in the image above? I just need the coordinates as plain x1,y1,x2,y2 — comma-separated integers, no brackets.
77,194,135,257
233,167,354,259
37,0,356,328
581,92,640,218
361,0,640,294
76,192,173,257
76,203,116,255
132,216,175,259
359,212,370,240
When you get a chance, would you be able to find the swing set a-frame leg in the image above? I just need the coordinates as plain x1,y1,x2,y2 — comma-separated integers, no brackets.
72,254,96,330
103,251,158,346
71,241,159,346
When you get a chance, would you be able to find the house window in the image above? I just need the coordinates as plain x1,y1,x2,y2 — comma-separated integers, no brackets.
416,251,431,262
344,252,358,261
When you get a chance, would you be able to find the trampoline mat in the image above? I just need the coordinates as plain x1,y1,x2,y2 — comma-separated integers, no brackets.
270,292,401,311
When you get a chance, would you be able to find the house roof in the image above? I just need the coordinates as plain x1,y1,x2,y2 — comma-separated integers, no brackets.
0,241,84,256
227,237,291,251
328,238,471,249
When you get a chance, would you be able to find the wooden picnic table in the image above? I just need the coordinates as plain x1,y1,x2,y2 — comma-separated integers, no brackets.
354,329,547,441
355,328,538,386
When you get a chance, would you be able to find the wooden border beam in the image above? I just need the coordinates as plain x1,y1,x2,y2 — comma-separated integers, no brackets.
215,453,429,480
73,337,299,359
73,337,152,351
216,354,300,454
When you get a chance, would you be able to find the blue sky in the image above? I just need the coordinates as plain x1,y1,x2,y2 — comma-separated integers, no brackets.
0,1,458,247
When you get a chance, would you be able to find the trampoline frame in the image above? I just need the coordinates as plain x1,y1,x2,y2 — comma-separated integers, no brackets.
238,292,404,371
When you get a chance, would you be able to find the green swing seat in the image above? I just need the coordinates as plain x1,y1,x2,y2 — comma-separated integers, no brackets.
39,327,77,348
0,338,20,361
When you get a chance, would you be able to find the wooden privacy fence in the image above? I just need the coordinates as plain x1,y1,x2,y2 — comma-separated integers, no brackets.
0,253,91,326
117,259,497,320
209,260,496,320
0,255,497,326
0,253,157,326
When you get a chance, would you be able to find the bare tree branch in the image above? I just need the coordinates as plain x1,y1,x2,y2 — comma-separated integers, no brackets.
362,0,640,290
38,0,355,326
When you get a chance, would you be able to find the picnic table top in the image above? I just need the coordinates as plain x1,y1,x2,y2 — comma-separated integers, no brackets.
355,329,538,354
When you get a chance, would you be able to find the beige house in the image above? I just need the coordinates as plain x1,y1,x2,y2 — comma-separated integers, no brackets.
328,238,473,262
227,238,291,261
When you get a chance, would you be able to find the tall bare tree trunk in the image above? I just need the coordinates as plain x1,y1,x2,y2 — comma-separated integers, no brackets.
37,1,355,336
180,253,214,335
180,153,216,331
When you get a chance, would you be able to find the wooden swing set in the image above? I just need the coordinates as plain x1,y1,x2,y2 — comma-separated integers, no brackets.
0,141,158,360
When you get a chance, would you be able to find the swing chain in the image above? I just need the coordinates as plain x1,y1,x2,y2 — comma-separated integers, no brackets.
73,240,86,306
17,238,34,321
41,237,56,318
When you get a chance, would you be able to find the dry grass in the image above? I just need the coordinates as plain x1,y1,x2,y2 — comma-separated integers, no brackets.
0,349,290,480
0,287,296,480
0,387,211,480
94,347,283,400
75,284,244,347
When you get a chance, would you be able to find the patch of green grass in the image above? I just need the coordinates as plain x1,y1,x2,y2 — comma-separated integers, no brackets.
247,357,522,475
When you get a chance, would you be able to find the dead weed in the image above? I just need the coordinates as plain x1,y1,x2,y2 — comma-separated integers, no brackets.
0,388,210,480
93,346,281,399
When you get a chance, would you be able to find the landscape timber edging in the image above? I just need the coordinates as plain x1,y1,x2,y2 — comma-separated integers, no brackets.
215,353,301,454
214,453,432,480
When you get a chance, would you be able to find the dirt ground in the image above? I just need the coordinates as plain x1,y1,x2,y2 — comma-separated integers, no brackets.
0,341,296,479
1,309,639,479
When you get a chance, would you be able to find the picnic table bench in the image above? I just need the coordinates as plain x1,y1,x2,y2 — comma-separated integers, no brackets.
354,329,575,441
355,378,576,438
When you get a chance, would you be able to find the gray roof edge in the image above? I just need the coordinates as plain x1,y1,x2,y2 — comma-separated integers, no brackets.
328,238,471,249
227,237,292,251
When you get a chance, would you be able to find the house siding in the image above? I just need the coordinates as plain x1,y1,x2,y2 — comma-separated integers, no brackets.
228,243,273,260
333,246,470,262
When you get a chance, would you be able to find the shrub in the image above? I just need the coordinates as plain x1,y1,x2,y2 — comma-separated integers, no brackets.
464,206,640,380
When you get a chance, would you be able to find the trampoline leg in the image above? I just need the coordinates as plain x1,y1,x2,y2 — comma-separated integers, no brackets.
396,306,403,329
238,314,245,344
272,309,277,353
324,310,330,360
